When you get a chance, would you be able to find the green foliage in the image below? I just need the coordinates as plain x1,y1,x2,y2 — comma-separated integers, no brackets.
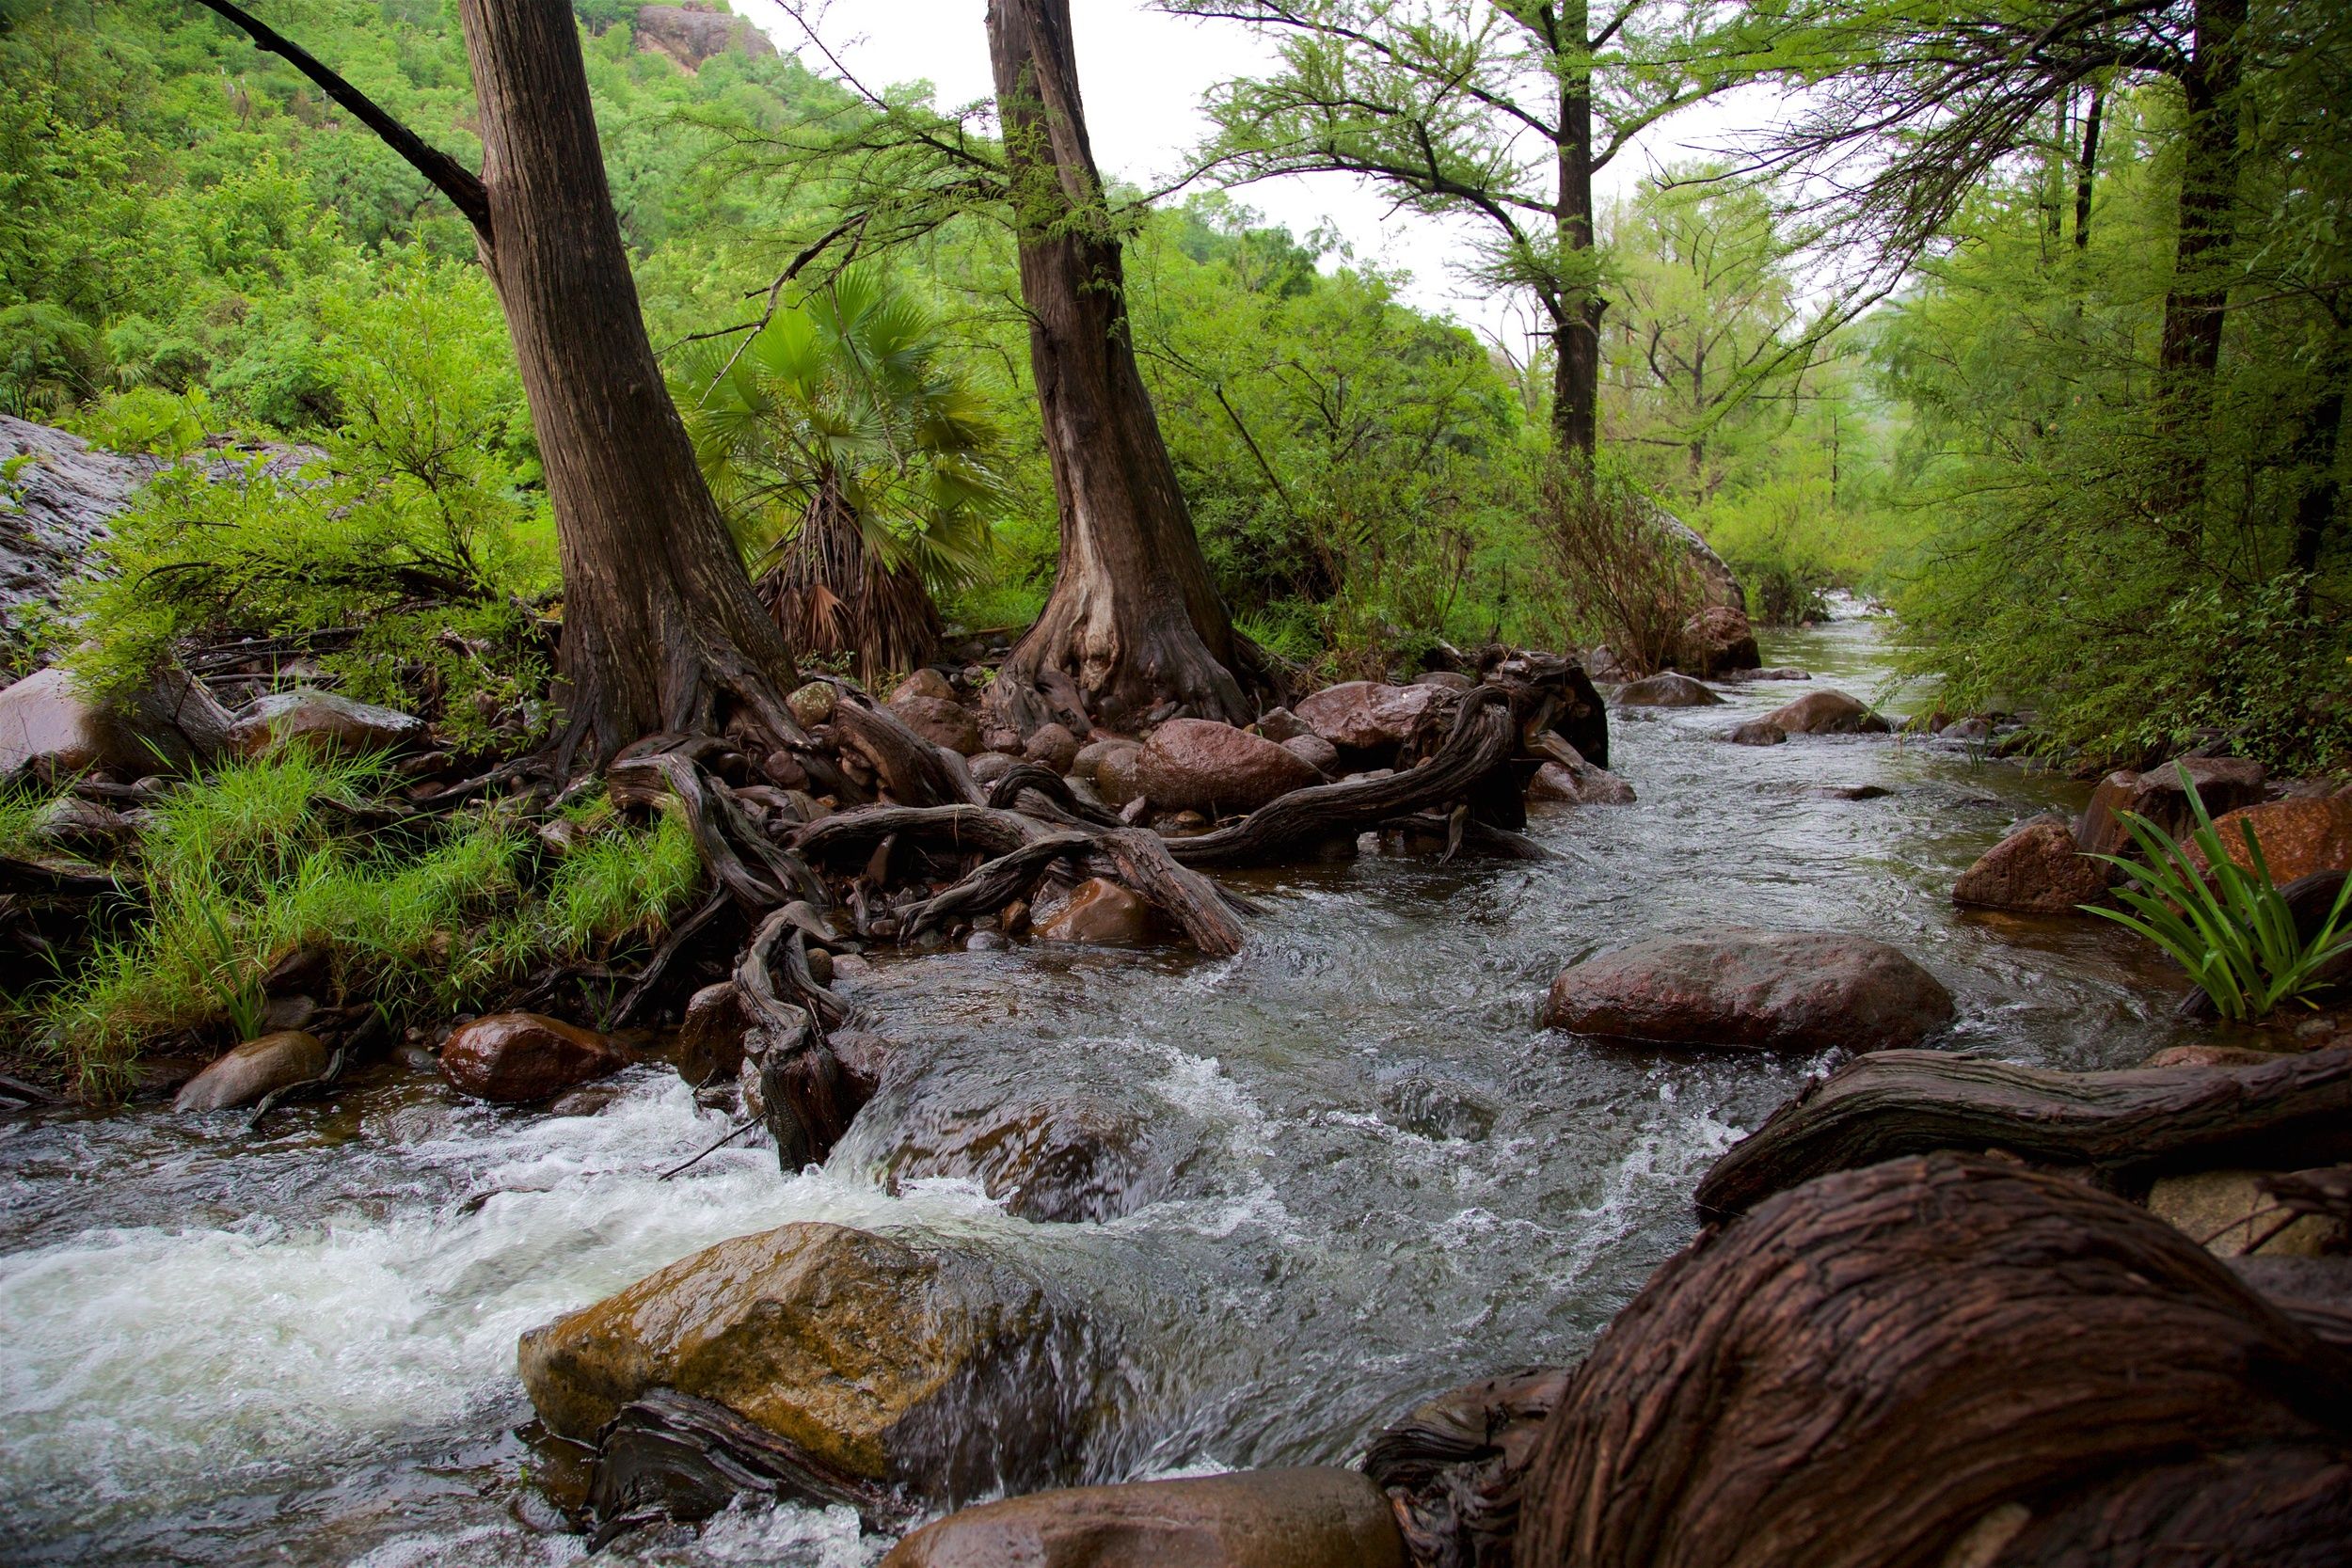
2083,768,2352,1022
38,756,706,1095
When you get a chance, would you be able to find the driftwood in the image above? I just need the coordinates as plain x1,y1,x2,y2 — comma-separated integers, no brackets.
1694,1045,2352,1220
1518,1153,2352,1568
588,1388,914,1535
1365,1367,1570,1568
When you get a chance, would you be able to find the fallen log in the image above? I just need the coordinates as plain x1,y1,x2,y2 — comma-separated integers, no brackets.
1694,1045,2352,1220
1518,1153,2352,1568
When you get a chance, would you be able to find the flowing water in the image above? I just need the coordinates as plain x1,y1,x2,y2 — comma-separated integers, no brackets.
0,616,2213,1567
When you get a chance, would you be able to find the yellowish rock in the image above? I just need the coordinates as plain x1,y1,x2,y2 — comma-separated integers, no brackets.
2144,1168,2345,1258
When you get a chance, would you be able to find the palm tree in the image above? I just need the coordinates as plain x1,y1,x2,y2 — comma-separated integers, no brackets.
680,270,1006,681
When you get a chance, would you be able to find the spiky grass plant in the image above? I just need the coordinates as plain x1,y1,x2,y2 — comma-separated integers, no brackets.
2081,767,2352,1022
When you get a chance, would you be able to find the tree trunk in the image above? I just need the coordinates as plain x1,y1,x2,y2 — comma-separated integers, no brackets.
2074,83,2105,248
983,0,1271,734
1550,7,1602,467
2157,0,2247,385
459,0,801,766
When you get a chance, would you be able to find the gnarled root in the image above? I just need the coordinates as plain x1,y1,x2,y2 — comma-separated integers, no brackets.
736,907,862,1170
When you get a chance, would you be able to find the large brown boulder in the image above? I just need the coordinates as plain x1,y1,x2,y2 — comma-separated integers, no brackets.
1135,718,1319,816
1953,816,2110,913
1676,603,1760,677
881,1092,1159,1223
880,1467,1407,1568
2076,756,2267,858
0,662,232,779
229,689,424,758
173,1030,329,1111
1542,928,1953,1053
887,693,982,756
1293,680,1442,752
1612,672,1721,708
517,1222,1103,1500
1758,689,1889,735
2195,797,2352,882
1517,1154,2352,1568
440,1012,627,1102
1035,876,1155,946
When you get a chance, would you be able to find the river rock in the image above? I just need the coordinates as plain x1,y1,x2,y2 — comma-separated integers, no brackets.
1293,680,1441,752
174,1029,329,1111
2075,756,2268,858
29,795,136,854
1279,732,1340,775
1759,689,1890,735
2140,1043,2286,1069
1253,706,1310,743
2194,798,2352,882
888,694,981,756
1542,928,1954,1052
1676,603,1760,677
1414,669,1476,692
1953,815,2110,913
440,1011,628,1102
1070,736,1133,782
0,662,233,779
1092,742,1146,807
1528,752,1635,807
1726,719,1787,746
966,751,1017,787
896,668,957,704
517,1221,1102,1500
880,1467,1407,1568
1035,877,1153,945
787,681,835,729
1612,672,1721,707
882,1093,1158,1222
1023,721,1081,773
675,982,753,1087
2146,1168,2346,1259
1135,718,1318,816
229,689,424,757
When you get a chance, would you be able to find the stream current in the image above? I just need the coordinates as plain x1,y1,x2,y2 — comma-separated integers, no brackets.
0,616,2211,1567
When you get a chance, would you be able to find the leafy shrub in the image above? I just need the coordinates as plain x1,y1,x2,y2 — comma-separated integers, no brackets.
1539,457,1703,675
2082,768,2352,1021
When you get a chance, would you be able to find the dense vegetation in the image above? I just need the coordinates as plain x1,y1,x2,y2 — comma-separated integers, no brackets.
1,0,2344,758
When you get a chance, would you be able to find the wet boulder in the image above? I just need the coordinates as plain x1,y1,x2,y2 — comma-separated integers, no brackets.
2194,797,2352,882
1758,689,1890,735
674,982,753,1088
1726,720,1788,746
173,1029,329,1111
1070,736,1136,783
887,694,981,756
229,689,424,758
2075,756,2267,859
1022,721,1081,774
1611,671,1722,708
1279,732,1340,776
517,1221,1105,1502
880,1467,1407,1568
1293,680,1442,752
1953,815,2110,913
0,662,233,779
440,1012,628,1102
1542,928,1953,1053
1035,877,1153,946
882,1092,1160,1222
1528,752,1635,807
1092,742,1147,808
1676,603,1761,677
1134,718,1319,816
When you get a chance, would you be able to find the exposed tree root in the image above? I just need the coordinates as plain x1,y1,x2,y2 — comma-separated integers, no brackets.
734,906,863,1169
1694,1045,2352,1220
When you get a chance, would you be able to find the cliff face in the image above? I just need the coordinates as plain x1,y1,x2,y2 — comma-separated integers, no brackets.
633,4,778,71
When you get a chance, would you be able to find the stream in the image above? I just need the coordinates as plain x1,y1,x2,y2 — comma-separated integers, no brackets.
0,615,2213,1567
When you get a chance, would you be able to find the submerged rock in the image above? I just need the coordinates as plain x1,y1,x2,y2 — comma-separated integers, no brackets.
881,1467,1407,1568
1135,718,1318,816
0,662,233,779
1542,928,1953,1053
228,689,423,758
1294,681,1442,752
440,1012,627,1102
1612,672,1721,708
174,1030,329,1111
1528,751,1635,807
2075,756,2267,858
517,1221,1107,1501
1953,816,2109,913
1725,719,1788,747
1035,877,1153,946
1758,689,1889,735
882,1092,1160,1222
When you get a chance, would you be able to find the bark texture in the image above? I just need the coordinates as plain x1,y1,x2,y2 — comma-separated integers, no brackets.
1518,1153,2352,1568
984,0,1272,733
461,0,799,764
1694,1045,2352,1220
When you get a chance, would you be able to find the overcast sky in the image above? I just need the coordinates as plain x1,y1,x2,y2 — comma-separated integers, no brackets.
732,1,1758,354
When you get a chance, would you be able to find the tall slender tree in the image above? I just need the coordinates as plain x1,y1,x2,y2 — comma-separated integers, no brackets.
1167,1,1734,465
191,0,801,766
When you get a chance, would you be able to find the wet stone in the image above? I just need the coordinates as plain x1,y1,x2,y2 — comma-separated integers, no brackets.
440,1012,627,1103
174,1030,329,1112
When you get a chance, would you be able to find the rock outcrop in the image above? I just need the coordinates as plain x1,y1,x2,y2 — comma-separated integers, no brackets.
1542,929,1953,1053
633,3,777,71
